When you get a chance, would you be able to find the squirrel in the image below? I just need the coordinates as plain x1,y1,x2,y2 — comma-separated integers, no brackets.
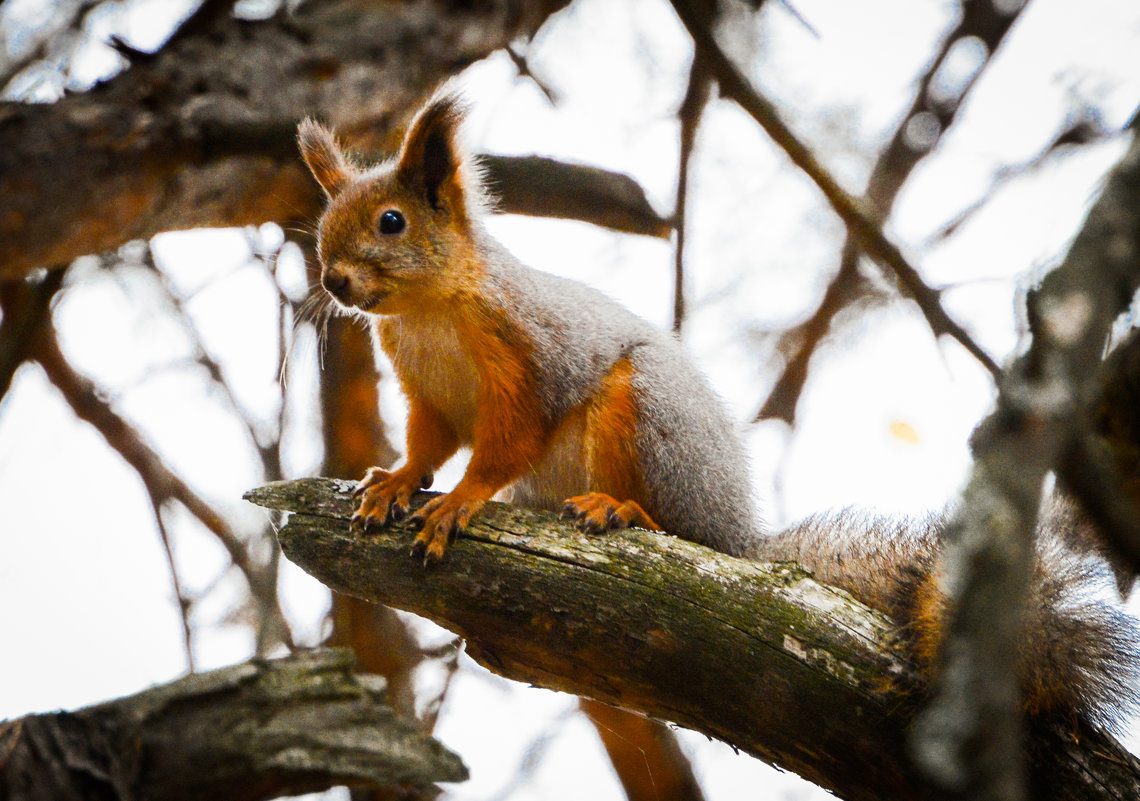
297,90,1139,733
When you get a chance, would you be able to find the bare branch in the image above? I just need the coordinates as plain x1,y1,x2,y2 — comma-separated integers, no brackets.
482,154,673,239
27,316,294,652
672,57,713,334
667,0,1001,379
147,492,197,673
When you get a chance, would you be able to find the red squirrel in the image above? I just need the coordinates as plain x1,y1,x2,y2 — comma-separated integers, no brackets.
298,91,1139,732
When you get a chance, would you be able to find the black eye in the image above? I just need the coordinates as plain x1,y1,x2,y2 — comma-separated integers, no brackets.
378,209,406,236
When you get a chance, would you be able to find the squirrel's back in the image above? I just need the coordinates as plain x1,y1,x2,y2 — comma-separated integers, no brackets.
473,232,761,557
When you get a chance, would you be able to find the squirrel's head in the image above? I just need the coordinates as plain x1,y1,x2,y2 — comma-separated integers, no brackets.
298,91,483,315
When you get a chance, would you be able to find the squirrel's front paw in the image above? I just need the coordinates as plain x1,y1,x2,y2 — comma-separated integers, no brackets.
562,493,661,533
407,494,486,565
350,467,433,532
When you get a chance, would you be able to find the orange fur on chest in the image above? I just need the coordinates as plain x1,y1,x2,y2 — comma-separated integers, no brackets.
375,291,651,517
374,294,548,458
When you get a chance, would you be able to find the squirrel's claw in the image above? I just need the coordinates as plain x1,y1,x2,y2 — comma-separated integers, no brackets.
562,493,662,534
407,493,485,565
350,466,431,534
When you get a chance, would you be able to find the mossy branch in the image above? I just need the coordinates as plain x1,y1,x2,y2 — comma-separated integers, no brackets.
0,649,467,801
245,477,1140,801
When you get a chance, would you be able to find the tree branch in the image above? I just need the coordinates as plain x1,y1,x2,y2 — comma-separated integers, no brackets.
756,0,1023,424
481,154,672,239
0,649,467,801
671,56,713,333
244,477,1140,801
667,0,1001,379
0,269,64,401
912,124,1140,799
0,0,572,279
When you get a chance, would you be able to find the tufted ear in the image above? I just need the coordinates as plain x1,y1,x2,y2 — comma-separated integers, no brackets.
395,92,469,213
297,118,352,198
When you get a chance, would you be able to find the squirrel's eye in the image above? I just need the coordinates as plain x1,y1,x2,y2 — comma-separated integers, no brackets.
378,209,406,236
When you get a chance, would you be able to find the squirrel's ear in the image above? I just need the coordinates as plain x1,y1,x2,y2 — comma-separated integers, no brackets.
396,92,468,213
298,118,352,198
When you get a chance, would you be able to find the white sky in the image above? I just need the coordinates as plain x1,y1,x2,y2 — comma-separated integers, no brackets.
2,0,1140,799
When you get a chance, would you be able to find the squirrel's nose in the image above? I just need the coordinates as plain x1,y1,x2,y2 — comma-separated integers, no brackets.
322,266,350,298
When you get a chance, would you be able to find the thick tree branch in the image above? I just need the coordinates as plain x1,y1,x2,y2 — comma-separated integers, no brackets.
0,0,571,279
0,649,467,801
0,1,674,279
245,477,1140,801
912,125,1140,799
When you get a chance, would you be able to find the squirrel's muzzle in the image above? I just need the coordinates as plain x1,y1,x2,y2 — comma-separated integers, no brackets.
321,264,352,302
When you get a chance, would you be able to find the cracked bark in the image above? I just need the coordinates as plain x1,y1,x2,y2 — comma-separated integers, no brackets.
0,0,572,279
245,477,1140,801
0,649,467,801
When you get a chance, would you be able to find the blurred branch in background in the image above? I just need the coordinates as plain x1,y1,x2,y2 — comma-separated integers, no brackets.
23,271,295,656
668,0,1001,380
756,0,1024,425
671,56,714,333
482,155,673,238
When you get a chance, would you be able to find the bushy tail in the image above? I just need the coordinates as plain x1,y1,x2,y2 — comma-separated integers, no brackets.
758,502,1140,732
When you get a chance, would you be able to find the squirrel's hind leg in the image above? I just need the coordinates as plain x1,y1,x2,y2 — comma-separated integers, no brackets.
560,356,662,535
562,493,661,533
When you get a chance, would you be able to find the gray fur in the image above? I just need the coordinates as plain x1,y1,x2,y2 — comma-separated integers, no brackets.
472,229,762,556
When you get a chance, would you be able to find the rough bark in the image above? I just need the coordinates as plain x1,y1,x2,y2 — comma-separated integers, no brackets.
0,0,571,279
910,123,1140,800
244,477,1140,801
0,649,467,801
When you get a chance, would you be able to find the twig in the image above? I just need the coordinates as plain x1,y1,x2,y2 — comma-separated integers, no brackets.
506,44,560,105
672,57,713,334
668,0,1001,379
0,268,65,401
418,636,463,732
144,243,281,477
752,257,868,424
28,318,294,653
147,493,196,673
